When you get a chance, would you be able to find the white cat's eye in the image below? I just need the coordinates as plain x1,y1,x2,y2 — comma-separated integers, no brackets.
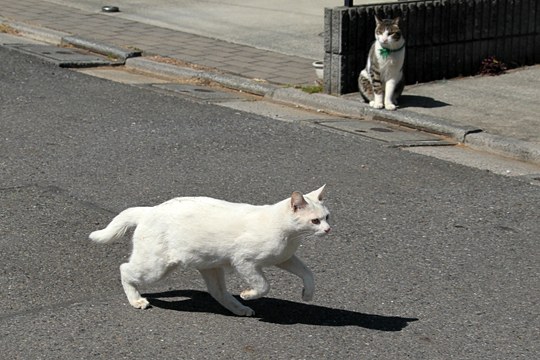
311,219,321,225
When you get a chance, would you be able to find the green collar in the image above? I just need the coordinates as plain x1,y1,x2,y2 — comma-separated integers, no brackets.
379,43,405,59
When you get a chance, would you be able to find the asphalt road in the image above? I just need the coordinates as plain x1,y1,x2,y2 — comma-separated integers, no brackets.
1,47,539,359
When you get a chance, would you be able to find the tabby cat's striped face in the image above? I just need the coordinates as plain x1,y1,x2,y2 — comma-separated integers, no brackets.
375,17,402,46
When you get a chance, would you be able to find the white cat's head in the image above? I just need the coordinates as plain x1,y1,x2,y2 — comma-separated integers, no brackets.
290,185,331,236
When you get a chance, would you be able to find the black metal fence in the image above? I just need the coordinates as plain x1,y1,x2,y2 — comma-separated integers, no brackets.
324,0,540,95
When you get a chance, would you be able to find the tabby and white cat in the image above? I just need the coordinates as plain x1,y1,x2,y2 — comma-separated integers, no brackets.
358,16,405,111
90,186,330,316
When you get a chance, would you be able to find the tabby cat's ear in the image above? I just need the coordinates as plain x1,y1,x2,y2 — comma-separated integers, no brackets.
375,15,383,25
291,191,308,212
393,17,401,25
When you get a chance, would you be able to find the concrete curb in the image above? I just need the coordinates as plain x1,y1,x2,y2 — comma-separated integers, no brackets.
125,58,484,145
268,88,482,142
75,55,540,166
62,35,141,62
465,132,540,164
0,17,140,62
0,19,66,45
268,89,539,165
125,57,276,96
2,18,539,165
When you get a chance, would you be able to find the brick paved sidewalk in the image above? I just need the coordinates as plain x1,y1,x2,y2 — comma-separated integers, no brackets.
0,0,318,86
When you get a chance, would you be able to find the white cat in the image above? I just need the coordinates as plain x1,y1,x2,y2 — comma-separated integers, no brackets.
89,185,330,316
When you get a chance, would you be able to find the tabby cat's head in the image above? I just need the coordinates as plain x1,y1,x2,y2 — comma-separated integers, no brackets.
374,16,403,47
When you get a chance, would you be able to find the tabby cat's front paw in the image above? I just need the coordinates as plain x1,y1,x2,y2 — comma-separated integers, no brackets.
385,103,397,111
369,101,384,109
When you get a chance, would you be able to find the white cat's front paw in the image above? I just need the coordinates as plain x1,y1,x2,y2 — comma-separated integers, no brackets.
369,101,384,109
240,289,258,300
302,287,314,302
236,306,255,317
385,103,397,111
131,298,150,309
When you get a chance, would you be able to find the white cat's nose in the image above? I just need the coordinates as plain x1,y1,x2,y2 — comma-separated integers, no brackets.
324,227,331,234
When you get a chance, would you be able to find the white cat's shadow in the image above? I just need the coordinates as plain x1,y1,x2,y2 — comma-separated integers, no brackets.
143,290,417,331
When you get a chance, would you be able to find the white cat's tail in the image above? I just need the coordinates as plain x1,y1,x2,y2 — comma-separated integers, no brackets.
89,207,148,243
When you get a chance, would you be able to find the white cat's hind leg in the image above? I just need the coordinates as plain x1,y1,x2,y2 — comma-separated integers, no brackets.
199,268,255,316
120,263,150,309
119,252,174,309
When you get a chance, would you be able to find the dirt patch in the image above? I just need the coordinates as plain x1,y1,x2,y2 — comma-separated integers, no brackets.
0,23,19,35
146,55,219,73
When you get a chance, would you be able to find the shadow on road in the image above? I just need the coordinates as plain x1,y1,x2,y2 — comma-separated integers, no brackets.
145,290,418,331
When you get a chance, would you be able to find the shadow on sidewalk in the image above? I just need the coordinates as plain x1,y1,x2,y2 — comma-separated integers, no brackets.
144,289,418,331
399,95,450,109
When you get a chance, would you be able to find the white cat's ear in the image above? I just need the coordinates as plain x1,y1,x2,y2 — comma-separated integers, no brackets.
309,184,326,202
291,191,308,212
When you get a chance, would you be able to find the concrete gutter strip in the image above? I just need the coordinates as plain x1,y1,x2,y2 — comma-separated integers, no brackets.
465,132,540,165
267,90,540,164
100,58,540,165
269,88,364,118
126,57,205,79
126,57,276,96
371,109,482,142
268,87,481,141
